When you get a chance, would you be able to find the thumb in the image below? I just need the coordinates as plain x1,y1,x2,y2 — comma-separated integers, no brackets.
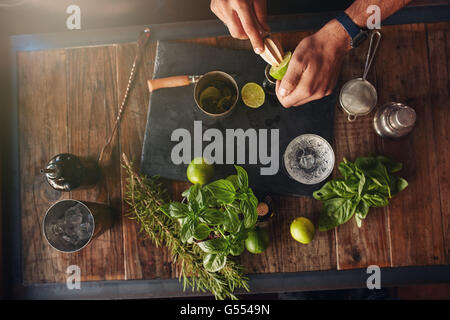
278,61,303,98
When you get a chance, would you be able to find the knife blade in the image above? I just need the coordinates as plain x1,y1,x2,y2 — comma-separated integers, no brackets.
147,73,237,93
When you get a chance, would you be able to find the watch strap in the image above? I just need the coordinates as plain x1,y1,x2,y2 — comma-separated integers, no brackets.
336,12,368,48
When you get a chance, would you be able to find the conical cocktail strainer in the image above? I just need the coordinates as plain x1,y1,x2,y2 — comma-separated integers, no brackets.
339,31,381,122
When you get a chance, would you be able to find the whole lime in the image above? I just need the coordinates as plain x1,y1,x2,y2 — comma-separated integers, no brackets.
245,227,270,254
290,217,315,244
186,157,214,185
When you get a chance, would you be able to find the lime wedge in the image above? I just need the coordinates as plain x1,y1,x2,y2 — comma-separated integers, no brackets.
200,86,221,102
241,82,265,108
269,51,292,80
199,86,221,111
217,96,233,112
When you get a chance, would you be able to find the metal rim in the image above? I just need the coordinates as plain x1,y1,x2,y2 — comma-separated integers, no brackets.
42,199,95,254
339,78,378,119
194,71,239,118
283,134,335,185
264,64,276,85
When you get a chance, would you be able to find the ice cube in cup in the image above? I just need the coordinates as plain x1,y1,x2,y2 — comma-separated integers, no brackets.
43,200,95,253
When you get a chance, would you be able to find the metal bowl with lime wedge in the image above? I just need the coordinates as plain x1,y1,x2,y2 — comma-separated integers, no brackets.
194,71,238,118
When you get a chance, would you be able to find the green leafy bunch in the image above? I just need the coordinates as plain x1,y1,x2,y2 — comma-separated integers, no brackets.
162,165,258,272
313,155,408,231
123,155,250,300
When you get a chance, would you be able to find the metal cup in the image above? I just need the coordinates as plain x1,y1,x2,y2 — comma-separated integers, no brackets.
43,199,113,253
263,64,277,95
194,71,238,118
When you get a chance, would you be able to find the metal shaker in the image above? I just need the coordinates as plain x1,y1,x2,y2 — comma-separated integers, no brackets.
373,102,416,138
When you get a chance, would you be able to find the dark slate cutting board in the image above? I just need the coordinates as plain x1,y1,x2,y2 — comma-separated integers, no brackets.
140,41,336,197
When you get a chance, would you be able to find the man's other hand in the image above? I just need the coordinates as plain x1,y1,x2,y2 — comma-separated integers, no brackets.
210,0,269,54
276,19,352,108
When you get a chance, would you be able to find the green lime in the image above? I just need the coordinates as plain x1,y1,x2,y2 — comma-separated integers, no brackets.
269,51,292,80
245,227,270,254
241,82,265,108
290,217,315,244
186,157,214,185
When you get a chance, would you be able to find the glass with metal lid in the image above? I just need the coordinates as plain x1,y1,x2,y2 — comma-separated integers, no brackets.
339,31,381,122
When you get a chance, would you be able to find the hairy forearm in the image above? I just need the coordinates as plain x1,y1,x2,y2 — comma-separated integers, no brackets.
345,0,413,27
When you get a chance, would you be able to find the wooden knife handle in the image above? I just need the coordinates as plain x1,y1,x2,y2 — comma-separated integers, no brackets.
147,75,191,92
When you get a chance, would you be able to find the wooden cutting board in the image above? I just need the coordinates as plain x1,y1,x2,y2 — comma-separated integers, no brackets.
140,41,336,196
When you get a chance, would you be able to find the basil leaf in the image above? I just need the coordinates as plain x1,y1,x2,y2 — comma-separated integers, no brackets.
203,253,227,272
313,181,338,200
355,200,370,220
356,171,367,197
200,208,226,226
193,223,211,240
168,202,189,219
232,223,248,242
248,192,258,208
362,192,389,207
235,192,248,201
206,179,236,204
160,203,171,217
226,174,239,189
180,219,195,243
338,158,357,180
318,198,358,231
313,180,356,200
241,199,257,229
182,184,198,202
230,240,245,256
396,177,408,193
197,238,227,254
223,206,240,233
234,165,249,189
376,155,403,173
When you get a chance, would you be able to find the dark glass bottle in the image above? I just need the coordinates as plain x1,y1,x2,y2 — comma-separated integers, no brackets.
41,153,100,192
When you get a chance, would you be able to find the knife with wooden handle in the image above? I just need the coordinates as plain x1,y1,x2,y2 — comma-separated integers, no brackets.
147,75,201,92
147,73,237,92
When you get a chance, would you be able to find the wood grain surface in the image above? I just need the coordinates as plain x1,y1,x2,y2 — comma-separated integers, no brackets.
17,23,450,284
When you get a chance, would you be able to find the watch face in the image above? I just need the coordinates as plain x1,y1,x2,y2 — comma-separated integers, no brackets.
351,30,369,48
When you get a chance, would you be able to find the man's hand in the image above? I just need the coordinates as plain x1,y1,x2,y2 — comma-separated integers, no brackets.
210,0,269,54
276,20,352,108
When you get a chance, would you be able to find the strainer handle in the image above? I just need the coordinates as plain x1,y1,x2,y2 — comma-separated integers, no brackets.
362,31,382,80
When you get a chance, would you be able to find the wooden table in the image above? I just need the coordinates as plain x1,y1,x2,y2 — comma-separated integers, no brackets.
5,15,450,298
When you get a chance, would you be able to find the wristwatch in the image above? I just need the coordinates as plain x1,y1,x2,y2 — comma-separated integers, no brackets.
336,12,369,48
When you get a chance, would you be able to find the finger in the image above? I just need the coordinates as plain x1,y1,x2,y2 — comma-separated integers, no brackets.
236,2,265,53
279,66,316,108
276,57,305,102
223,10,247,39
253,0,270,32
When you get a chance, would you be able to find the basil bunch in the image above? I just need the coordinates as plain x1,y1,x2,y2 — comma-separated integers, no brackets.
162,165,258,272
313,155,408,231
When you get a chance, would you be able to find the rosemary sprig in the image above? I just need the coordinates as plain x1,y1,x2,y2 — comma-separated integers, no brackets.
122,154,249,300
